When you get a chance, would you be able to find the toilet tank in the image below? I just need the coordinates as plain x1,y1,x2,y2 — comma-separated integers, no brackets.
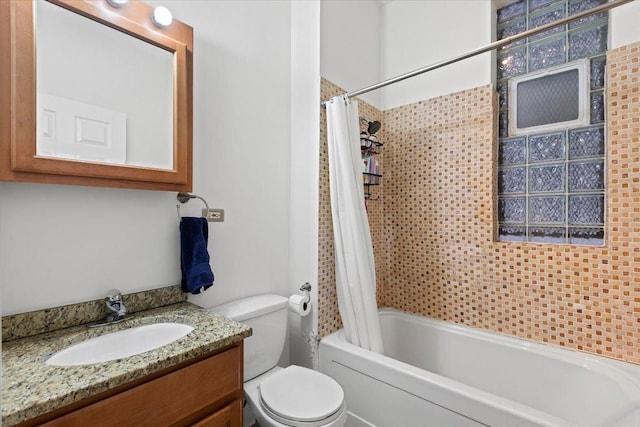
211,294,288,381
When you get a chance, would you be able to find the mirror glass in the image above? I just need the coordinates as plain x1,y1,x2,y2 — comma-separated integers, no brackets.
36,1,174,170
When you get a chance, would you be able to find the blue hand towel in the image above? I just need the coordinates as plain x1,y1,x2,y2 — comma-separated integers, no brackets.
180,217,214,294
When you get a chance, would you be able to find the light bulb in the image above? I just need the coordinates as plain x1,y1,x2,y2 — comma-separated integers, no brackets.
152,6,173,28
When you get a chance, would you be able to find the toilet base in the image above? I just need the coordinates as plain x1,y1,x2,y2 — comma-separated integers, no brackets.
244,367,347,427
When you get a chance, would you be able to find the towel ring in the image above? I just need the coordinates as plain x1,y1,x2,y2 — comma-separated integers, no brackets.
176,192,210,219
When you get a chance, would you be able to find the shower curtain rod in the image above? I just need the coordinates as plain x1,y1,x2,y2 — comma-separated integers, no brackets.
320,0,634,106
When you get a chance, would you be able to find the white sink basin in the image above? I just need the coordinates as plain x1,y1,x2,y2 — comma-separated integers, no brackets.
46,322,194,366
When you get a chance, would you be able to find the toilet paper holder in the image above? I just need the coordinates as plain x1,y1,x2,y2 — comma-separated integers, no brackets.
300,282,311,308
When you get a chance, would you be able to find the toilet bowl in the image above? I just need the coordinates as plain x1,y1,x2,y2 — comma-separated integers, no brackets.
244,366,347,427
211,294,347,427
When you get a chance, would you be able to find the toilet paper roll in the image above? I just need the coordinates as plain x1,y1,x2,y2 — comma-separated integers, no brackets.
288,294,311,317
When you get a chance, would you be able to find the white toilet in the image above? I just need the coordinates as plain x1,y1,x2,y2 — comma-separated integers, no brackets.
211,294,347,427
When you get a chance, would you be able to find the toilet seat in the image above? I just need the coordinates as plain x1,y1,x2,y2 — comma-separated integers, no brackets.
258,365,346,427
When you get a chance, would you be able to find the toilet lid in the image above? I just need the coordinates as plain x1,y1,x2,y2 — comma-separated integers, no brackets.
259,365,345,426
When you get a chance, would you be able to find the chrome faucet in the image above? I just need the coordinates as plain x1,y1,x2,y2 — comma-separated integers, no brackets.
87,289,130,328
105,289,127,321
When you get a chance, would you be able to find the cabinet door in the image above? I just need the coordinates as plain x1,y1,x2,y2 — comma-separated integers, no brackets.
42,346,241,427
191,399,242,427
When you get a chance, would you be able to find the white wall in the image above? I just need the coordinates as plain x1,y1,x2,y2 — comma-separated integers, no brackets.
320,0,382,108
289,0,321,369
611,0,640,49
380,0,494,110
0,0,293,315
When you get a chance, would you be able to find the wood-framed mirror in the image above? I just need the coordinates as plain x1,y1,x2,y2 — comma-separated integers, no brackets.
0,0,193,191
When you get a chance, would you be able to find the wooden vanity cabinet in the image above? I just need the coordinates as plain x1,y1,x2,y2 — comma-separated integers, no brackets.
31,343,243,427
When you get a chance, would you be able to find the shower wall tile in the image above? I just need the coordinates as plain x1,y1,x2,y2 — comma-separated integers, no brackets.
318,41,640,365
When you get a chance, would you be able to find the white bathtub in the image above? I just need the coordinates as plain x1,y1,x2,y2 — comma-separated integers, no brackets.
319,308,640,427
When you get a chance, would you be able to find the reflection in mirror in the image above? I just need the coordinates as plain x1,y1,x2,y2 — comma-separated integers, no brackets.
36,0,174,170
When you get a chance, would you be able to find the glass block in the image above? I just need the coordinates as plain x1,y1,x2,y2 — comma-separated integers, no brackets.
499,137,526,165
590,56,606,90
529,3,566,41
499,111,509,138
591,90,605,124
530,164,565,192
569,160,604,191
498,0,525,23
529,0,560,12
529,196,565,223
568,0,607,29
499,197,526,223
569,126,605,158
499,226,527,242
569,227,604,245
569,194,604,224
529,35,566,72
497,17,527,49
569,22,608,61
498,167,526,194
529,132,565,162
498,48,527,80
498,81,509,109
530,227,566,243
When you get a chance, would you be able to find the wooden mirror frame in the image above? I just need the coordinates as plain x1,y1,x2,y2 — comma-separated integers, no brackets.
0,0,193,191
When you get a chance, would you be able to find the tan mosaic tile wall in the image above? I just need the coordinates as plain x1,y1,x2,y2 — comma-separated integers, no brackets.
318,78,385,337
318,42,640,363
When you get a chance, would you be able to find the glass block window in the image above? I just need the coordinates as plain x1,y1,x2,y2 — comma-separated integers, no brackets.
496,0,607,245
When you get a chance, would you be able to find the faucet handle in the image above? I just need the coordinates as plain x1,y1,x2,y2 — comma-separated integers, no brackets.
106,289,122,302
105,289,126,317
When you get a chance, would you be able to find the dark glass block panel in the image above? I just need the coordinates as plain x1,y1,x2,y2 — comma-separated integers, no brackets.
515,70,579,128
569,160,605,191
591,90,605,124
530,164,565,192
590,56,606,90
569,194,604,224
499,137,526,165
499,111,509,138
498,167,526,194
530,0,560,12
529,36,566,72
499,197,526,223
529,132,565,162
529,196,565,223
569,126,605,158
499,226,527,242
569,227,604,245
530,227,566,243
497,17,527,49
498,48,527,80
529,3,566,41
569,22,608,61
498,81,509,109
568,0,607,29
498,0,525,23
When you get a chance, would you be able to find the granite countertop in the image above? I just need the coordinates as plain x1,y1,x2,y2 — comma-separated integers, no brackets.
2,302,252,426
